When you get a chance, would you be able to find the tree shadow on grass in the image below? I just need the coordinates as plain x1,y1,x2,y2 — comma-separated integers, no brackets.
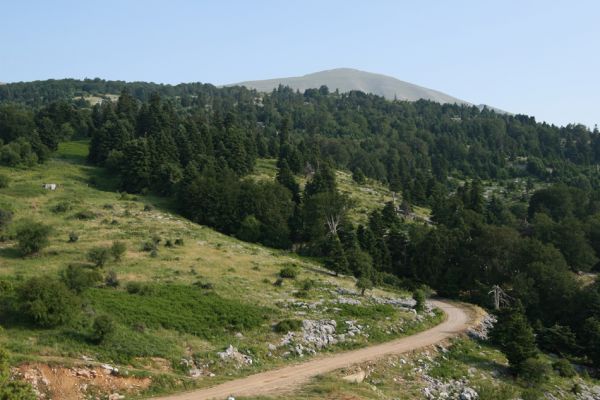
0,247,22,259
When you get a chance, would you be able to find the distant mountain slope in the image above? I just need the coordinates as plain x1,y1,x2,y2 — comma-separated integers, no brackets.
229,68,471,105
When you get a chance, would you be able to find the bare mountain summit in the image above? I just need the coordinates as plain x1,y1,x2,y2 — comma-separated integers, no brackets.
230,68,470,105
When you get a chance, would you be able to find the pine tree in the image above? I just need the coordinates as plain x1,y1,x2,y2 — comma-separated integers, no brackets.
276,159,300,203
326,237,350,276
491,304,538,373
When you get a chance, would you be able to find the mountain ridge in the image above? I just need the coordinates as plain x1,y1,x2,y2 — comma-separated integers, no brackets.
229,68,509,114
229,68,468,104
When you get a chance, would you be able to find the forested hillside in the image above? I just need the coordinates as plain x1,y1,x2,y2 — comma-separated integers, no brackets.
2,78,600,387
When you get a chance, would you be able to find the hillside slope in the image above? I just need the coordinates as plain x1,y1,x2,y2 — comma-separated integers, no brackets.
0,142,440,399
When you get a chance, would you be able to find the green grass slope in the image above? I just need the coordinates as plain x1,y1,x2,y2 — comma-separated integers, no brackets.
0,143,440,398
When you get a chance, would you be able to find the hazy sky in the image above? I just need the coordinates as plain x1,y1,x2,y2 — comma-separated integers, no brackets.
1,1,598,128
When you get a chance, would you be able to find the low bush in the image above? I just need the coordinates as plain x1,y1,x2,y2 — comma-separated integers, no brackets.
141,240,156,252
126,281,154,295
105,270,119,288
110,241,126,261
274,319,302,333
91,315,115,343
279,265,298,279
553,358,576,378
118,192,137,201
0,174,9,189
74,210,97,220
0,209,13,231
68,231,79,243
51,201,72,213
87,246,111,267
518,357,551,384
15,220,52,256
0,348,36,399
300,279,315,292
193,280,214,290
174,238,184,246
17,276,78,327
61,264,103,293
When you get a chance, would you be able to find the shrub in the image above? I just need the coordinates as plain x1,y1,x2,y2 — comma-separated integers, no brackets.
126,282,154,295
74,210,97,220
273,278,284,286
150,249,158,258
174,238,184,246
102,204,114,210
413,289,426,313
15,220,52,256
142,240,157,252
0,348,36,399
91,315,115,343
274,319,302,333
165,239,174,248
87,246,111,267
0,209,13,231
105,270,119,288
356,277,374,295
51,201,72,213
0,174,10,189
300,279,314,292
193,280,214,290
17,277,78,327
61,264,103,293
279,265,298,279
68,231,79,243
110,241,126,262
143,204,153,211
518,357,551,384
553,358,576,378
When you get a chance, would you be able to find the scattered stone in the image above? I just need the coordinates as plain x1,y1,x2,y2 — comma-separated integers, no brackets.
101,364,119,375
335,297,362,305
217,345,253,366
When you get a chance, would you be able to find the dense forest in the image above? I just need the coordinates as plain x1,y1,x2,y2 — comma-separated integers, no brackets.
2,78,600,376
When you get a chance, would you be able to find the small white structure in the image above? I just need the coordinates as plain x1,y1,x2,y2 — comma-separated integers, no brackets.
42,183,57,191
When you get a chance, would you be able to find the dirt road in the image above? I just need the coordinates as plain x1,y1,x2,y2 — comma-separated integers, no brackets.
153,300,473,400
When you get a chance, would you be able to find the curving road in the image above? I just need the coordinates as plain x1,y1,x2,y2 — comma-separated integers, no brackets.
153,300,473,400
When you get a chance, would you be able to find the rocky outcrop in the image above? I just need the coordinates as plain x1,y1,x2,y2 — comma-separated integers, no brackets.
217,345,253,366
468,314,496,341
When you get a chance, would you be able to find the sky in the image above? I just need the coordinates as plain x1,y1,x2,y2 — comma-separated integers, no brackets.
1,1,598,128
